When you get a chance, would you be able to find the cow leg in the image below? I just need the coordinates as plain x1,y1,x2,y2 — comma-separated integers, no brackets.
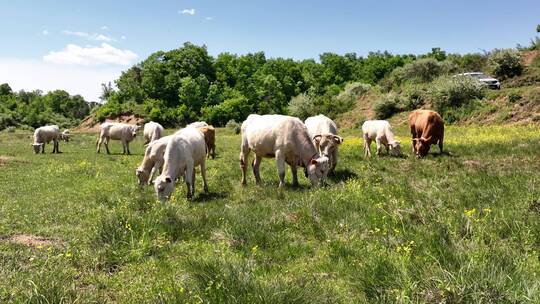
240,140,250,186
439,136,444,154
200,161,208,193
104,138,110,154
41,144,45,154
252,155,262,185
363,135,371,157
211,145,215,159
375,137,382,156
385,143,389,155
331,151,337,173
291,163,299,187
185,163,194,199
126,142,131,155
275,150,286,188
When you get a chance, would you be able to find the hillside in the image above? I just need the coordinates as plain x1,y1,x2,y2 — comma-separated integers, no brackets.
336,50,540,129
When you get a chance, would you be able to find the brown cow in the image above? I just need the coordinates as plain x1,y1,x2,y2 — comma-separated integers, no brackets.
408,110,444,157
198,125,216,159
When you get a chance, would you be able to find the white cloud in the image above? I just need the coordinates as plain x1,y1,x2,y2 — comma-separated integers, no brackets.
62,30,113,42
0,58,122,101
43,43,138,66
101,25,108,30
205,17,213,21
42,29,49,35
180,8,195,15
120,35,126,40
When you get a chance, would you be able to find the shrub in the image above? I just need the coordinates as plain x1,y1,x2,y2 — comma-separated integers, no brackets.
336,82,371,100
373,93,403,119
226,119,241,134
386,58,458,88
5,126,15,133
507,90,522,103
488,49,523,79
288,93,317,120
401,84,428,110
430,75,486,120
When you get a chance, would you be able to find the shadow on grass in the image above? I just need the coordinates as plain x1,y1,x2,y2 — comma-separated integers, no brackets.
193,191,227,203
329,168,358,182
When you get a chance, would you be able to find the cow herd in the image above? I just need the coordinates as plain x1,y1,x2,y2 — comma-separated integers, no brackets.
30,109,444,201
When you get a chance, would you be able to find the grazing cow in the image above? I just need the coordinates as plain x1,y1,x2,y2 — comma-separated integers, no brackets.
136,135,173,185
187,121,209,128
143,121,164,144
96,122,140,155
60,129,71,143
362,120,401,157
32,125,61,154
154,127,208,201
240,114,330,188
305,114,343,173
408,110,445,157
197,126,216,159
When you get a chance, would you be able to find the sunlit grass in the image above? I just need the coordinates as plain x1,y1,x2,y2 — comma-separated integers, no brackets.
0,125,539,303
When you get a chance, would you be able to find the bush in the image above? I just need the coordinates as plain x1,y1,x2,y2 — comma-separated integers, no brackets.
287,93,317,120
401,84,428,110
226,119,241,134
488,49,523,79
336,82,371,100
507,90,522,103
387,58,458,87
373,93,403,119
430,75,486,119
5,126,15,133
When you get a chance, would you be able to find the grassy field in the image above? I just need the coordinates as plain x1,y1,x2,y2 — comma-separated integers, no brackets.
1,125,539,303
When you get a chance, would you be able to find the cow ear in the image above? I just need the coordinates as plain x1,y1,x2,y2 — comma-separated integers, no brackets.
310,158,318,165
313,135,322,143
333,135,343,144
165,177,172,183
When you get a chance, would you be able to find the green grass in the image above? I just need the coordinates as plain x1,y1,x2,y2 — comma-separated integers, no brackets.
1,125,540,303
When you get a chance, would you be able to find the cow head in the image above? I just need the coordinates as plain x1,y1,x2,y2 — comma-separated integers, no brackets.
389,141,401,156
135,168,149,186
131,126,140,138
413,137,430,158
306,155,330,186
313,134,343,158
31,143,43,154
154,175,174,202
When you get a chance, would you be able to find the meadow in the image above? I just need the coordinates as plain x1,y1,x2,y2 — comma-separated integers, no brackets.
0,124,539,303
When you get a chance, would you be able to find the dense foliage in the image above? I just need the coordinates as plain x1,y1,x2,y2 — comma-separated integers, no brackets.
0,84,91,130
98,43,503,126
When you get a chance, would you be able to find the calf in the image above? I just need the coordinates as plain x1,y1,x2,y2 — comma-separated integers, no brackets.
96,122,139,154
362,120,401,157
136,135,173,185
143,121,164,144
32,125,61,154
154,128,208,201
305,114,343,173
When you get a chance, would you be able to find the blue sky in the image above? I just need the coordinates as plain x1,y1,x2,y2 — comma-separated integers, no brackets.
0,0,538,101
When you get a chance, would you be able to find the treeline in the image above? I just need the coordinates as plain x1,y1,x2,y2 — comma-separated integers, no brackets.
96,42,494,127
0,84,92,130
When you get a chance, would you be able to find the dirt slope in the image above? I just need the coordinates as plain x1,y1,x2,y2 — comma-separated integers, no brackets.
75,113,145,133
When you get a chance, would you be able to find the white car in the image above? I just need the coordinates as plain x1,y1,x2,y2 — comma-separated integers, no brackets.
455,72,500,90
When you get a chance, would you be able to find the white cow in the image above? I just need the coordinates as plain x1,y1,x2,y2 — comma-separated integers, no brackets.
96,122,140,155
305,114,343,173
154,127,208,201
143,121,164,144
240,114,330,188
187,121,209,128
136,135,173,185
362,120,401,157
32,125,61,154
60,129,71,142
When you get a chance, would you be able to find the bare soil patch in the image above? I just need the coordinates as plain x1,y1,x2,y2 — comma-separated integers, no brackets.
75,113,145,133
2,234,58,247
